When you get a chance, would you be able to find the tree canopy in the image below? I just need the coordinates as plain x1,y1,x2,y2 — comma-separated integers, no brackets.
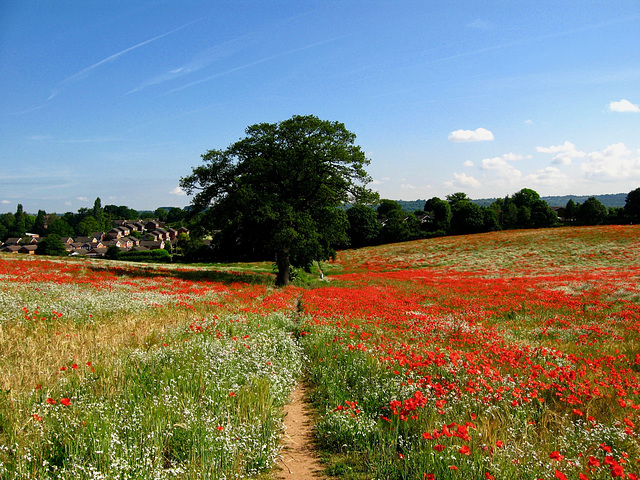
180,115,377,286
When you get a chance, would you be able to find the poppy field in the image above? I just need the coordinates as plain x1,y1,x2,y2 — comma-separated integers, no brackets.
1,225,640,479
301,225,640,479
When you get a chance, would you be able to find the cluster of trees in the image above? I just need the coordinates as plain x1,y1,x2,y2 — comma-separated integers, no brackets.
344,187,640,248
0,198,189,243
345,188,558,248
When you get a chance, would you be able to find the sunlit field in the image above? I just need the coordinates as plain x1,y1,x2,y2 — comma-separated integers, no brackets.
303,226,640,479
2,225,640,479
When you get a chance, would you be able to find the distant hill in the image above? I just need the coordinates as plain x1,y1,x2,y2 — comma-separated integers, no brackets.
537,193,627,208
396,193,628,212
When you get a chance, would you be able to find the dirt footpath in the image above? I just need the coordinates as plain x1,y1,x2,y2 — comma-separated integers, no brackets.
276,383,326,479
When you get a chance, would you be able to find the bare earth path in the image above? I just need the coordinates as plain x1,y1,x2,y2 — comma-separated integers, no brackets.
276,383,326,479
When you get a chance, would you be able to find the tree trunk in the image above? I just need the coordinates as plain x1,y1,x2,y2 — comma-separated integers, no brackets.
275,253,290,287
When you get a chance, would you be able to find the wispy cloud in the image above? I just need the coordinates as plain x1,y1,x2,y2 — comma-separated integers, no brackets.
29,135,121,144
48,19,203,100
466,18,493,31
127,36,249,95
163,35,349,96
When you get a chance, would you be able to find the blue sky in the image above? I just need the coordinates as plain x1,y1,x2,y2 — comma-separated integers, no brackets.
1,1,639,214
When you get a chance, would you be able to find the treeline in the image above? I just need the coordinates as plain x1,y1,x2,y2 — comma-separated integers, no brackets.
345,187,640,248
0,198,189,242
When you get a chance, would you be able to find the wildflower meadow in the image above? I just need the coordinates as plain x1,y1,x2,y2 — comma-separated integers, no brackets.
1,225,640,479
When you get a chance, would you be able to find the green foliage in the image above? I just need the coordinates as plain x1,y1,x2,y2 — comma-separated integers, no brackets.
578,197,608,225
530,199,558,228
75,216,101,236
103,204,139,220
36,234,68,256
423,197,451,232
625,187,640,222
105,245,121,260
32,210,47,236
450,200,485,235
47,217,75,237
180,114,377,286
376,199,403,219
564,199,578,222
117,249,171,263
489,189,556,230
9,204,26,237
378,201,411,244
347,205,380,248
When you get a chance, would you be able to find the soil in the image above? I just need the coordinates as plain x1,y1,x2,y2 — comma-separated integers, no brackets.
276,383,326,479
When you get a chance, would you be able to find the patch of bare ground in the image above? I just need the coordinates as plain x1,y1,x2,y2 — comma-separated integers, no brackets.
275,382,327,480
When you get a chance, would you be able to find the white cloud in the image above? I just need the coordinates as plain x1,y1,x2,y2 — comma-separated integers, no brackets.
400,183,416,191
580,143,640,180
524,119,533,125
536,141,586,165
1,200,10,204
524,166,567,187
170,186,187,196
463,160,474,167
453,172,481,188
609,99,640,112
76,196,88,202
480,153,525,180
448,127,494,143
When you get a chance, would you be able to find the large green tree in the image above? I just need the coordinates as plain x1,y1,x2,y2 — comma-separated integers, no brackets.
180,115,377,286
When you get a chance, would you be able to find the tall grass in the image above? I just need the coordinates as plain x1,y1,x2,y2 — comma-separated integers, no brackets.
0,257,302,479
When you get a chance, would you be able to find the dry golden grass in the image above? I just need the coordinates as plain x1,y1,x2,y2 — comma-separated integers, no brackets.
0,307,204,396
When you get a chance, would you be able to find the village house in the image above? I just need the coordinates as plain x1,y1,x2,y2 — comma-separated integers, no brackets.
1,220,188,258
4,237,22,246
19,245,38,255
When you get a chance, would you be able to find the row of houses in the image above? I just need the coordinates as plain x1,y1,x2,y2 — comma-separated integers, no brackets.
0,220,189,257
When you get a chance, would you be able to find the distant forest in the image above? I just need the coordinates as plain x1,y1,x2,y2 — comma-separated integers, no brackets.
397,193,628,212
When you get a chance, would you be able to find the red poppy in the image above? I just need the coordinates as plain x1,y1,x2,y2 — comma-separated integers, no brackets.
554,470,568,480
46,398,56,405
550,451,564,461
60,398,71,406
588,456,600,467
